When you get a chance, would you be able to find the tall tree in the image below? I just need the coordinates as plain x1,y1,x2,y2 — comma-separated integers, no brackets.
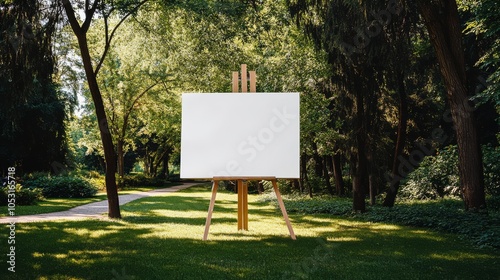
61,0,148,218
0,0,67,174
288,0,408,211
417,0,486,211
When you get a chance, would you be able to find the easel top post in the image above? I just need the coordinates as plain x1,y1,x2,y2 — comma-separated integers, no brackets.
232,64,256,93
241,64,248,93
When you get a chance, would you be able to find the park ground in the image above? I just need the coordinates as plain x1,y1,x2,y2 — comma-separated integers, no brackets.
1,184,499,280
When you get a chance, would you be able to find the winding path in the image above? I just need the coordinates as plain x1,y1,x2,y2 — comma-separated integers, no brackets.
0,183,198,224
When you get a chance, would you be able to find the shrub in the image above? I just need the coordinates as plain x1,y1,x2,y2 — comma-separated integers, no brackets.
400,145,500,200
0,185,43,206
15,186,44,205
482,145,500,196
277,196,500,249
23,174,97,198
400,145,460,200
117,174,169,188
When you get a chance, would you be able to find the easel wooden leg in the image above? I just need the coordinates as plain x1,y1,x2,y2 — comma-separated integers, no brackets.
243,180,248,230
203,180,219,241
237,180,243,230
272,179,296,240
237,180,249,230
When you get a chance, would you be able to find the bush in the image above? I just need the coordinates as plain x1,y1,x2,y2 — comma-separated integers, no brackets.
0,185,43,206
399,145,500,200
117,174,169,188
277,196,500,249
23,174,97,198
281,196,352,215
482,145,500,196
400,145,460,200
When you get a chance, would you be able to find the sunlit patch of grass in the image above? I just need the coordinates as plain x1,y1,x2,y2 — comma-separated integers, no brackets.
63,227,120,238
429,252,498,261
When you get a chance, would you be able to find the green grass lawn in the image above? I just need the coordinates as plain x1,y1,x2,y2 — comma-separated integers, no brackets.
0,184,181,217
1,185,499,279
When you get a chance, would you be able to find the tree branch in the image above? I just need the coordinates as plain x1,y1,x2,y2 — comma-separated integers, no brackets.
62,0,82,34
94,0,149,76
135,81,159,110
118,80,160,148
82,0,99,32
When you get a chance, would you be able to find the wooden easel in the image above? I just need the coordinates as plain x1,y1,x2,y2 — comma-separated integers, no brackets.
202,65,296,241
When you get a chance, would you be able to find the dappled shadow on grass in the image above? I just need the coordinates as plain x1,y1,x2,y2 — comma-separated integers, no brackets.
2,187,500,280
119,189,290,227
4,219,500,280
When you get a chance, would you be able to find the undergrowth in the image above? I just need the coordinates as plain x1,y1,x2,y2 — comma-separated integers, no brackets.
260,194,500,250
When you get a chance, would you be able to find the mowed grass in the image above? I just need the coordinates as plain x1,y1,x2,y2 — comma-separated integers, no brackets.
1,185,499,280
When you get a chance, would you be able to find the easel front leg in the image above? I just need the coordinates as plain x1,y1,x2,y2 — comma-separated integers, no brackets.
203,180,219,241
272,179,296,240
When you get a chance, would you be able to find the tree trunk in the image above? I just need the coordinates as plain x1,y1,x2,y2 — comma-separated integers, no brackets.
384,73,408,207
301,154,313,198
149,155,156,176
312,142,323,178
75,34,121,218
292,179,300,193
332,153,345,196
352,91,366,212
323,156,334,195
159,151,169,180
369,174,376,206
117,139,125,178
418,0,486,211
63,0,121,219
300,154,307,194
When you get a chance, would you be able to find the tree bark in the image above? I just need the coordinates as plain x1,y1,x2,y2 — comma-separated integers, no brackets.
332,153,345,196
384,73,408,207
62,1,121,219
352,90,366,212
117,139,125,178
322,156,334,196
300,154,307,194
74,34,120,218
417,0,486,211
158,150,169,179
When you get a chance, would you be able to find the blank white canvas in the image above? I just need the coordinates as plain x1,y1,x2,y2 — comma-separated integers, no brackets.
180,92,300,179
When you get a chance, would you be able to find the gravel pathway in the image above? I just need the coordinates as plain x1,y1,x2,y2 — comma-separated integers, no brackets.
0,183,198,224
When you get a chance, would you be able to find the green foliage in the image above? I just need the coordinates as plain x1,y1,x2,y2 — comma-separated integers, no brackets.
0,185,43,206
280,195,500,249
23,173,98,198
466,0,500,120
400,146,460,200
78,170,106,190
400,145,500,200
482,145,500,196
359,201,500,249
117,173,170,188
280,195,352,215
0,0,68,173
